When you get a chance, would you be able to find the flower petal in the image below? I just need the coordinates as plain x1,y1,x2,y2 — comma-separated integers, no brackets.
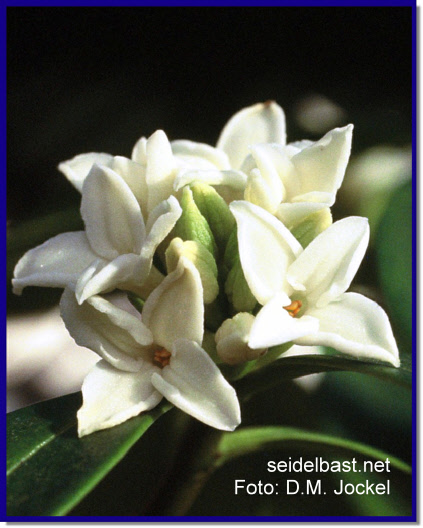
142,257,204,351
171,140,231,170
77,360,162,437
291,125,353,196
250,144,284,200
295,293,400,366
81,164,146,260
151,339,241,431
60,288,153,371
75,253,151,304
217,102,286,169
146,130,176,213
248,293,319,349
143,195,182,258
287,216,369,307
244,169,282,214
110,156,149,217
276,201,329,230
131,136,147,165
12,232,97,294
58,152,114,193
230,201,302,305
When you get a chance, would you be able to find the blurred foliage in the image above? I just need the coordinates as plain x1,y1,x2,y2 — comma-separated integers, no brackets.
375,182,412,354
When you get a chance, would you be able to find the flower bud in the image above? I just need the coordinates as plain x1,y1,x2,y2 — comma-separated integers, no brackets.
189,182,235,250
166,237,218,304
216,313,266,365
172,186,217,257
291,207,333,248
225,258,257,312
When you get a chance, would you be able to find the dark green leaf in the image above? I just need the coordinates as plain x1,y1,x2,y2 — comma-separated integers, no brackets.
7,392,172,516
217,426,411,474
235,353,411,400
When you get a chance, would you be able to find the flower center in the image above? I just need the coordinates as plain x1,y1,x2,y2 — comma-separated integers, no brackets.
154,348,171,368
284,300,302,318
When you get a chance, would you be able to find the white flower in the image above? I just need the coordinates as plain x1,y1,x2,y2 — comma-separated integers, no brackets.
173,101,286,202
242,125,353,226
230,201,399,367
60,129,231,214
60,257,241,436
13,164,181,303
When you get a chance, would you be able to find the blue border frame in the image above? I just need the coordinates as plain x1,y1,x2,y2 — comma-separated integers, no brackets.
3,0,417,522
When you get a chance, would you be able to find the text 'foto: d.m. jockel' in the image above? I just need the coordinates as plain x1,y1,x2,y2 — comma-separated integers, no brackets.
12,102,400,437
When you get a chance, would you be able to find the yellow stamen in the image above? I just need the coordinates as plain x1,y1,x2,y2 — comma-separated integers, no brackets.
284,300,302,318
154,348,171,368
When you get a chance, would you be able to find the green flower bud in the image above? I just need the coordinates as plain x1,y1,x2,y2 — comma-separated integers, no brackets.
225,257,257,312
165,237,219,304
223,227,239,272
291,207,333,248
189,182,236,250
172,186,217,257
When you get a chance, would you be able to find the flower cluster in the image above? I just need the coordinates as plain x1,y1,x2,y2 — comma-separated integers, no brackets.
13,102,399,436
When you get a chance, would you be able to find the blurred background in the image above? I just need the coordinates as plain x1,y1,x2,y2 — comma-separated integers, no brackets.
7,6,412,516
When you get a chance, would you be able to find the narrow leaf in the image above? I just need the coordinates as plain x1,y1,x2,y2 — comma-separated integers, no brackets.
235,352,411,400
7,392,172,516
217,426,411,474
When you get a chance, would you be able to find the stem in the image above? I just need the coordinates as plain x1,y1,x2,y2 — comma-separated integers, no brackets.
145,418,224,516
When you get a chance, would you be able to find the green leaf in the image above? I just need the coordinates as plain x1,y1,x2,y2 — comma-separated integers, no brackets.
235,353,411,400
217,426,411,474
7,392,172,516
376,181,412,352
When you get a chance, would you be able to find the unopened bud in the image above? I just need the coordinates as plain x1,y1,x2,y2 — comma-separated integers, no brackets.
291,207,333,248
172,186,217,257
216,313,266,365
166,237,218,304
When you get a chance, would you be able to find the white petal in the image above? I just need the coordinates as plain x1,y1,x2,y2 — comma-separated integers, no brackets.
81,164,146,260
60,288,153,371
249,293,319,349
12,232,97,294
217,102,286,169
151,339,241,431
146,130,176,213
244,145,300,200
143,195,182,258
250,144,284,200
287,216,370,307
244,169,282,214
131,136,147,165
291,125,353,196
110,156,149,217
75,253,150,304
119,265,164,300
291,191,334,204
230,201,302,305
295,293,400,366
275,201,329,229
142,257,204,351
58,152,114,193
173,169,247,192
78,360,162,437
171,140,231,170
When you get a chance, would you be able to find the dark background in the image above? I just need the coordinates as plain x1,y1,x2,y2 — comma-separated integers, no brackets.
8,7,412,223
